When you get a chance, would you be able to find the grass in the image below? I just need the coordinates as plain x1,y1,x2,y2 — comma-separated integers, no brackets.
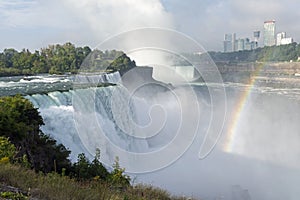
0,163,194,200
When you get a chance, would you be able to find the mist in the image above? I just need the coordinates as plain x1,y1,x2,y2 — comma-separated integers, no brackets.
133,84,300,200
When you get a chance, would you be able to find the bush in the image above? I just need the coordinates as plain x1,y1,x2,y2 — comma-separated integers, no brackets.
0,191,28,200
71,150,109,181
0,136,16,163
109,156,131,187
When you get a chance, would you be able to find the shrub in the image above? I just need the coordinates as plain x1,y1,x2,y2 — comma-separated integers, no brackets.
109,156,131,187
0,136,16,163
0,191,28,200
71,150,109,181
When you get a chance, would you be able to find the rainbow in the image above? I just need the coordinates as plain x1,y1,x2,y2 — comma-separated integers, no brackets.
223,63,264,153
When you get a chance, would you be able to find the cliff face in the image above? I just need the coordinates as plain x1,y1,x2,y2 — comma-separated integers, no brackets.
217,62,300,75
121,66,172,97
216,62,300,86
121,67,155,92
120,63,300,88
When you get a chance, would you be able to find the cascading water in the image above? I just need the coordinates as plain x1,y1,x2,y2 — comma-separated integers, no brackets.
23,69,202,173
24,72,149,161
26,91,84,160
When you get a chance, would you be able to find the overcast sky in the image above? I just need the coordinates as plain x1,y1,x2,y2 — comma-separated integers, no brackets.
0,0,299,52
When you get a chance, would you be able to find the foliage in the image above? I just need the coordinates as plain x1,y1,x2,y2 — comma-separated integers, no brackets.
209,42,300,63
109,156,131,187
106,53,137,75
0,43,136,76
0,164,114,200
0,191,28,200
0,95,71,173
71,150,109,181
90,148,110,180
0,164,192,200
0,136,16,163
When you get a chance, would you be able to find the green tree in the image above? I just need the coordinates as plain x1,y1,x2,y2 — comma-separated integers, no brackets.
72,153,90,180
107,53,136,75
89,148,109,180
72,150,109,181
0,43,139,76
0,95,71,173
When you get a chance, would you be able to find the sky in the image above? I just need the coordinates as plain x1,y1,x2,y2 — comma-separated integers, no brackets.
0,0,299,52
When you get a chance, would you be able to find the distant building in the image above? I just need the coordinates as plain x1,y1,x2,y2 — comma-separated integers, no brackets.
223,40,231,52
236,38,245,51
244,38,250,50
276,32,286,45
251,41,258,49
276,32,293,45
223,20,295,51
281,37,293,45
224,34,258,52
253,31,260,49
224,33,236,52
253,31,260,41
263,20,276,46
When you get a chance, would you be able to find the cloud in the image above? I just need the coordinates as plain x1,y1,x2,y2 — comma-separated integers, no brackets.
0,0,299,51
0,0,174,50
61,0,174,44
0,0,35,27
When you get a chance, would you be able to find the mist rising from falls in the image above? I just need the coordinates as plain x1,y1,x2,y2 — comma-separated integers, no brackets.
222,89,300,169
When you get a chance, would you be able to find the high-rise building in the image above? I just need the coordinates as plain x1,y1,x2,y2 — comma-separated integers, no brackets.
224,33,236,52
253,31,260,49
236,38,245,51
263,20,276,46
276,32,293,45
223,32,259,52
253,31,260,41
276,32,286,46
244,38,252,50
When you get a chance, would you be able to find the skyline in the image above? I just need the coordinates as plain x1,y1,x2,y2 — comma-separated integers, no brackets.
0,0,299,52
223,19,295,52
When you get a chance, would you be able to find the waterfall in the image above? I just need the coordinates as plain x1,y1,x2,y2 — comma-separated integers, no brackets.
24,72,148,161
26,91,83,160
26,86,149,161
22,68,204,173
75,71,122,84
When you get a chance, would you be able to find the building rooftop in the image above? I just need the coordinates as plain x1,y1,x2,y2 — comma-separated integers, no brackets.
264,20,275,23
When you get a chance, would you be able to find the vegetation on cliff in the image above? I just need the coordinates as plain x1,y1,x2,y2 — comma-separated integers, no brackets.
0,95,71,173
0,43,136,76
209,42,300,63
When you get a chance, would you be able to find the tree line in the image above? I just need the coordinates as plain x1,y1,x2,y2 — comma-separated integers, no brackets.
0,42,136,76
209,42,300,64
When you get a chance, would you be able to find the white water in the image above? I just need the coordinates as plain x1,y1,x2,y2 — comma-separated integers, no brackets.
25,72,129,160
